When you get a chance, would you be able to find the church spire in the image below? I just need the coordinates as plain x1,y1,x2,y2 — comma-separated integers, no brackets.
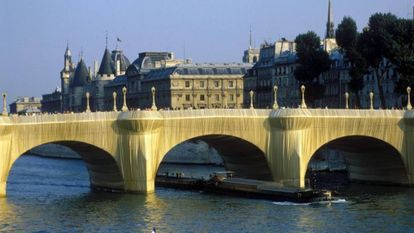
326,0,335,39
249,25,252,49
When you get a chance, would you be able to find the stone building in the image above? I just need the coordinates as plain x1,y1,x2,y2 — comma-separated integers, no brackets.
243,39,297,108
59,44,130,112
9,97,42,115
242,27,260,64
124,52,183,109
139,63,251,110
41,87,62,113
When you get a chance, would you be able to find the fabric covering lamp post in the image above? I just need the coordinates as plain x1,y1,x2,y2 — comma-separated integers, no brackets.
273,85,279,110
369,91,374,110
85,92,91,113
249,90,254,109
223,91,228,109
345,92,349,109
113,92,118,112
121,87,129,112
300,85,307,109
2,93,7,116
151,86,158,111
407,87,412,110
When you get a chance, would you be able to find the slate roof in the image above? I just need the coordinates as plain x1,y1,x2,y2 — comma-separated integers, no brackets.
111,50,130,72
72,59,90,87
142,63,252,81
98,48,116,75
106,75,128,87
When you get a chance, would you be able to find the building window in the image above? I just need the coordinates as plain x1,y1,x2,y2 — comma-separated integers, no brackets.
185,94,190,101
228,81,234,88
215,94,220,101
200,95,205,101
214,81,219,88
200,81,205,88
185,81,190,88
230,94,234,101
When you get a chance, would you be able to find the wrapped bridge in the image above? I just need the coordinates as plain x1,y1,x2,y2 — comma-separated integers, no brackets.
0,108,413,196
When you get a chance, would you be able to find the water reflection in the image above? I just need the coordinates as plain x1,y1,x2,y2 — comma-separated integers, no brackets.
4,155,414,232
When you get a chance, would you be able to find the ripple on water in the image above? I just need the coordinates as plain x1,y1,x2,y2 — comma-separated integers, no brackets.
3,155,414,232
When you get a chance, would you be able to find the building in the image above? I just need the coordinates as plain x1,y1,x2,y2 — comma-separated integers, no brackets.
124,52,184,109
9,97,41,115
139,63,251,110
243,39,297,108
59,43,130,112
41,87,62,113
244,0,343,109
242,27,260,64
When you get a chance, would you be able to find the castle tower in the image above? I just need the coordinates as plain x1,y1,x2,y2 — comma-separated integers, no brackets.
325,0,335,39
60,44,73,112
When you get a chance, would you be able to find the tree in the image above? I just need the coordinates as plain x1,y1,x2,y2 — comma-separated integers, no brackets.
388,18,414,101
335,16,367,107
359,13,398,108
294,31,331,105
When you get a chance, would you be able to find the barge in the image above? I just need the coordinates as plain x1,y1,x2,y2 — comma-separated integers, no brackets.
155,172,332,203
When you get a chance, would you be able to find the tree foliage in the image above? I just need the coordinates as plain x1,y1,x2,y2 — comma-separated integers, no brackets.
358,13,398,108
294,31,331,104
336,16,367,107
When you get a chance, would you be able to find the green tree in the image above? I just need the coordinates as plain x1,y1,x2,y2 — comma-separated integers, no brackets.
359,13,398,108
294,31,331,105
335,16,367,107
389,18,414,101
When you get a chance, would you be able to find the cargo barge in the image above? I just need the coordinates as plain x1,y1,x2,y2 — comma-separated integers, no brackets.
155,172,332,203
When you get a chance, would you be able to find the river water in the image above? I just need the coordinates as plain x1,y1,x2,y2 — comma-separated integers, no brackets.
1,155,414,232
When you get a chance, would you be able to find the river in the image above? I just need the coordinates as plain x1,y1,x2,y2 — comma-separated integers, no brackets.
1,155,414,232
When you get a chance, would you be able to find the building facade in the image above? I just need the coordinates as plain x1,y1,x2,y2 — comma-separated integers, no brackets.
139,63,250,110
59,44,130,112
9,97,42,115
41,87,62,113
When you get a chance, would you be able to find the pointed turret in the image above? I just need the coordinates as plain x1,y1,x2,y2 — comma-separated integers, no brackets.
97,48,115,76
325,0,335,39
72,58,90,87
63,43,72,72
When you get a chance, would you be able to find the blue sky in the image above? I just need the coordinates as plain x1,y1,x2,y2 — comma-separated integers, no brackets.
0,0,413,104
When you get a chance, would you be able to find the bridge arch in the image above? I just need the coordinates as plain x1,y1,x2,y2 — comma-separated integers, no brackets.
156,134,273,181
304,135,409,186
5,141,124,196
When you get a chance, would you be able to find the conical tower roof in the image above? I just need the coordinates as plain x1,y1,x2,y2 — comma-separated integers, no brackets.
98,48,115,75
72,59,89,87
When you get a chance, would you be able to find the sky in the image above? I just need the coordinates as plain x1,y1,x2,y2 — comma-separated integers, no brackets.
0,0,413,105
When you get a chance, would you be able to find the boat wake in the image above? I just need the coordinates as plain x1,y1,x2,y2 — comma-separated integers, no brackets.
272,198,348,206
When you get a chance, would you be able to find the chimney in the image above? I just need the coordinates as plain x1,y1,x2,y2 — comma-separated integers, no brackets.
94,60,99,77
116,60,121,76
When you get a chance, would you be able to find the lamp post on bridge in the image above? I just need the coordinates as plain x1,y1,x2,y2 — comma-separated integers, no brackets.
223,91,228,109
273,85,279,110
151,86,158,111
300,85,307,109
407,87,412,110
249,90,254,109
345,92,349,109
113,92,118,112
2,93,7,116
121,87,129,112
85,92,91,113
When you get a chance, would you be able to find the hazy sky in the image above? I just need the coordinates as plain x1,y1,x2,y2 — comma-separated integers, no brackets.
0,0,413,105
